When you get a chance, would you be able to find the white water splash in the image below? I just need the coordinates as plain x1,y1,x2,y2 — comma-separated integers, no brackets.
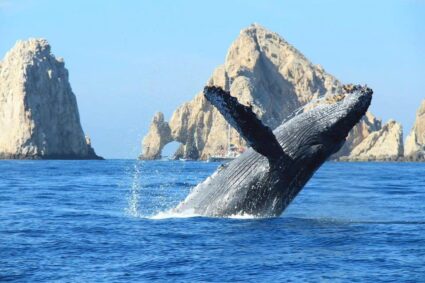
227,213,262,219
149,208,201,219
148,208,263,220
125,162,142,217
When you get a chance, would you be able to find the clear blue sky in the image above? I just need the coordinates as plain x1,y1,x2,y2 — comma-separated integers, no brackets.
1,0,424,158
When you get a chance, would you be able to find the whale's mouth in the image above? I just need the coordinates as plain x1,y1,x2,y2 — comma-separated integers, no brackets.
303,84,373,134
308,84,372,111
300,84,372,142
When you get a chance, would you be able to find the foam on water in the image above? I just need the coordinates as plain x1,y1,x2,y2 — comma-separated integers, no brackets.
149,208,201,219
148,208,264,220
226,213,263,219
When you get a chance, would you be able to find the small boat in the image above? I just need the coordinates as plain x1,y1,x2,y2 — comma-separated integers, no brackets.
179,158,195,162
207,146,244,163
207,156,235,163
207,123,245,163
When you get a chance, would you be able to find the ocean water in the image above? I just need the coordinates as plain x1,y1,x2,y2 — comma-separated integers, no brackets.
1,160,424,282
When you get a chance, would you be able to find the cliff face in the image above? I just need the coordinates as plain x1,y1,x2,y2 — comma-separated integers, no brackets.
141,24,382,160
0,39,101,159
344,120,404,161
405,100,425,156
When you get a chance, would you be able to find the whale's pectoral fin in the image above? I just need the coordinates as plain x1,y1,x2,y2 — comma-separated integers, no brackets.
204,86,289,165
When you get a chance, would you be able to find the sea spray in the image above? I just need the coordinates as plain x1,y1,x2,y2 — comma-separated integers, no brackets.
126,161,143,217
125,160,203,218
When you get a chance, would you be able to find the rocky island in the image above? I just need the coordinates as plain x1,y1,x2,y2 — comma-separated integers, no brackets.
404,100,425,161
141,24,407,161
0,39,102,159
340,120,404,161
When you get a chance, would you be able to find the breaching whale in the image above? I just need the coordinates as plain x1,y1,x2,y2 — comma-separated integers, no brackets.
173,85,373,217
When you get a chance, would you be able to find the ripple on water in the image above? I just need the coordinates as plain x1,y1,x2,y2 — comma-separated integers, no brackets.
0,160,424,282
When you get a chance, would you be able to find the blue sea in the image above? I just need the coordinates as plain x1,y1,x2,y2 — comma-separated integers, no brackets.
1,160,424,282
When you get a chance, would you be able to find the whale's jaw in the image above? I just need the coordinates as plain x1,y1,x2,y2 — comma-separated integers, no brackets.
275,85,373,166
174,85,372,217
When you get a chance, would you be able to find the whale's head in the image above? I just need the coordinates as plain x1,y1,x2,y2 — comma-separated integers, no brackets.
314,85,373,156
280,85,373,163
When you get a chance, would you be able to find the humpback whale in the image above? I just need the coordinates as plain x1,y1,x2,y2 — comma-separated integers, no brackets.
173,85,373,217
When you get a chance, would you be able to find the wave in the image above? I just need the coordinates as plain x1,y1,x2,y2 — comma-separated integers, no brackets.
146,208,267,220
149,209,201,219
144,211,425,224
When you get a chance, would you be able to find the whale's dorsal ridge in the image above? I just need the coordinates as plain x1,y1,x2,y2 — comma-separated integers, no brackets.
203,85,290,166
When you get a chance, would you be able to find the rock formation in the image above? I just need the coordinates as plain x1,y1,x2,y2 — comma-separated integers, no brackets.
342,120,404,161
0,38,102,159
405,100,425,157
140,24,382,160
140,112,172,160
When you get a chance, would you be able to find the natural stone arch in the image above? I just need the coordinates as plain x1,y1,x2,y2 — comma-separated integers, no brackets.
161,141,182,159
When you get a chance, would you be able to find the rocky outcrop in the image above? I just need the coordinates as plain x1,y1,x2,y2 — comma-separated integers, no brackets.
333,112,382,158
140,24,382,160
405,100,425,157
140,112,172,160
0,38,102,159
342,120,404,161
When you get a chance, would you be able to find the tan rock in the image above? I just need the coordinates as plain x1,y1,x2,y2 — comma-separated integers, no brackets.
140,112,172,160
347,120,403,161
140,24,381,160
405,100,425,156
335,112,382,158
0,38,101,159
